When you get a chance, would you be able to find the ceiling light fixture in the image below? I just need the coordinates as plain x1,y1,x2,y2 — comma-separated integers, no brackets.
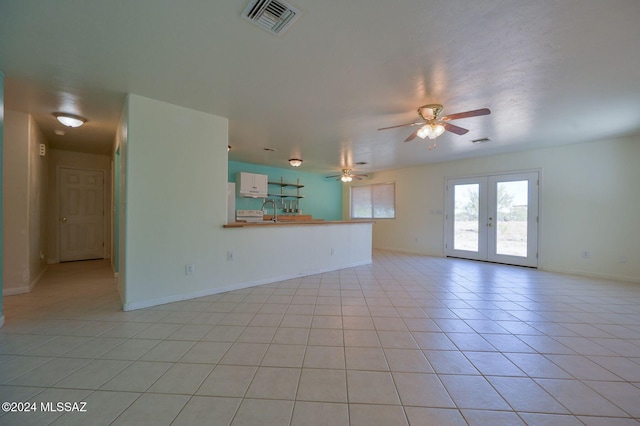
339,169,355,182
53,112,87,128
417,123,445,140
326,169,368,182
289,158,303,167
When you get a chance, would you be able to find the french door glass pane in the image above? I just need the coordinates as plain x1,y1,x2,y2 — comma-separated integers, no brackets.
454,183,479,252
495,180,528,257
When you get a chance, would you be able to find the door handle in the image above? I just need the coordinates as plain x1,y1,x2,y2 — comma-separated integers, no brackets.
487,217,493,227
60,217,67,223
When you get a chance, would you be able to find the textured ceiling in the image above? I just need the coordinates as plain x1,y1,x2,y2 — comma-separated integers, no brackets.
1,0,639,174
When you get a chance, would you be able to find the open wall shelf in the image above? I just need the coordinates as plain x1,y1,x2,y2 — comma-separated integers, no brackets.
268,177,304,199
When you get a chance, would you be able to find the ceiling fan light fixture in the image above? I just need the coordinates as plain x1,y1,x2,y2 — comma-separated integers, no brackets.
417,123,445,140
429,123,445,139
417,125,431,139
341,175,352,182
288,158,302,167
379,103,490,144
53,112,86,128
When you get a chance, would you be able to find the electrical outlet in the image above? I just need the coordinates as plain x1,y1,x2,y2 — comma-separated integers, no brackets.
330,248,335,256
227,251,235,261
581,250,591,259
185,264,195,275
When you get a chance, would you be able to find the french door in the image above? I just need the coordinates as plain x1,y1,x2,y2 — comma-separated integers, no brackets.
445,172,539,267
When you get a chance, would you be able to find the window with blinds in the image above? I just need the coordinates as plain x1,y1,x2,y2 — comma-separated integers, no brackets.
350,182,396,219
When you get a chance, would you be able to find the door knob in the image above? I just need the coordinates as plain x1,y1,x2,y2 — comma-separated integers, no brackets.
60,217,67,223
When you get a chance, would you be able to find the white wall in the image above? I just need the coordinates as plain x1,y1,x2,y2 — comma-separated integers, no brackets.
2,110,48,295
2,110,29,293
116,101,128,299
123,94,230,308
0,72,5,325
121,95,371,310
46,149,111,264
347,135,640,282
28,117,48,287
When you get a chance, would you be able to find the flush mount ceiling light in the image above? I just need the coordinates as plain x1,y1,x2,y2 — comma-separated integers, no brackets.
53,112,87,128
288,158,302,167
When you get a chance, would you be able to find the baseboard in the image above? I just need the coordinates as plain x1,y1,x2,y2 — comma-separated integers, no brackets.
2,265,49,296
3,286,31,296
30,266,48,290
123,259,372,312
540,266,640,284
374,246,444,258
116,276,124,304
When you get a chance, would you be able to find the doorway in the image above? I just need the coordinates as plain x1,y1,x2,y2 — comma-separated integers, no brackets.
445,171,539,267
58,167,105,262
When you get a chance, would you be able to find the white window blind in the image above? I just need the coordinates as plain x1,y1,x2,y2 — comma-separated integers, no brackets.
351,183,395,219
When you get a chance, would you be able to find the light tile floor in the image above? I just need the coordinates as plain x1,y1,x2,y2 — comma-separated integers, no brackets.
1,251,640,425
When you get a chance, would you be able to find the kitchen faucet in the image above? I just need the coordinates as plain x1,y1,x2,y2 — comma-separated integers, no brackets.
261,199,277,222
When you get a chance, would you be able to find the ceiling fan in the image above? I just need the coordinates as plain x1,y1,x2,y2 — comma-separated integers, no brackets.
378,104,490,147
326,169,368,182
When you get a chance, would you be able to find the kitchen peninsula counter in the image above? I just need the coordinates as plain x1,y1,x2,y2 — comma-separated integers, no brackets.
218,220,372,289
223,220,373,228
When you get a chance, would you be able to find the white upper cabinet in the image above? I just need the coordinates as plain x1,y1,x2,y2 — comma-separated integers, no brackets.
237,172,268,198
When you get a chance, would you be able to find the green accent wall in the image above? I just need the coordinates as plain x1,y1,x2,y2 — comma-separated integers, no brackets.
228,161,342,221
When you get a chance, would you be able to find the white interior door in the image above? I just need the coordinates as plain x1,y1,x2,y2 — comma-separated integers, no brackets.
445,172,539,267
59,168,105,262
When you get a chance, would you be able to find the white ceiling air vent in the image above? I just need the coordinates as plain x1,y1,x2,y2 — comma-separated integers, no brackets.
242,0,302,36
471,137,491,144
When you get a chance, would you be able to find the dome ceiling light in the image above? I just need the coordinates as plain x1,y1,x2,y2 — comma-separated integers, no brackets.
53,112,87,128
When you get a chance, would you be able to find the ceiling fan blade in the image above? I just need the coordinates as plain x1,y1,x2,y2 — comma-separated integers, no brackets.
354,174,369,178
443,122,469,135
378,121,424,131
441,108,490,121
326,174,342,178
404,128,421,142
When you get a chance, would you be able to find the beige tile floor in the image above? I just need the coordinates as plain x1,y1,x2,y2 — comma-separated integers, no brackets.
1,250,639,425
